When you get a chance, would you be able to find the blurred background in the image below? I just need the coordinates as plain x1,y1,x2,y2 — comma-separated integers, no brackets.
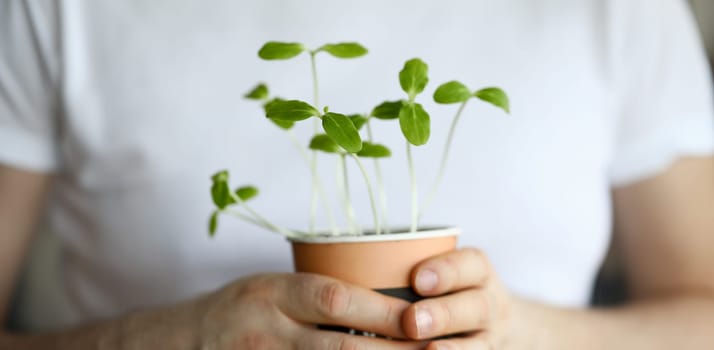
691,0,714,62
592,0,714,305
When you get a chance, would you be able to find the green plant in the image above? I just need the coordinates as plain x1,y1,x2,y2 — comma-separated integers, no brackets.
208,41,509,237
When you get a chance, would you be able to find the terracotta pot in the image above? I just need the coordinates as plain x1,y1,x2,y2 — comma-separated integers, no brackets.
289,226,460,301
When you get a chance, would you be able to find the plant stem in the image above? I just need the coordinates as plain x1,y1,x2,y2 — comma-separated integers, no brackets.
310,52,320,113
338,154,359,234
335,158,347,232
239,200,298,238
366,121,389,234
313,162,339,235
225,205,299,238
308,51,320,235
287,131,338,235
349,154,380,235
422,100,468,215
287,130,311,164
305,52,341,235
301,135,339,235
406,97,420,234
224,209,303,237
407,142,419,233
309,150,318,234
224,209,267,228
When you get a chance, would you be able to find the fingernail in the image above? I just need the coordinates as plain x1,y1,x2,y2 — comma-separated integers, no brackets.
415,307,433,337
416,269,438,292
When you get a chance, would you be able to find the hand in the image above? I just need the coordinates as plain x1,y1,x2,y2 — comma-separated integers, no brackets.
401,248,524,349
193,273,423,349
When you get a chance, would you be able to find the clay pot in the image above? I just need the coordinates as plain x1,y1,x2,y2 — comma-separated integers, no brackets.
289,227,460,301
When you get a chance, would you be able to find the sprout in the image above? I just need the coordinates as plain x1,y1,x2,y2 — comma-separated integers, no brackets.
421,82,510,215
208,41,510,239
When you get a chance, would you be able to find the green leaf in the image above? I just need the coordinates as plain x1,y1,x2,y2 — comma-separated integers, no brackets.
263,97,284,110
399,103,430,146
356,142,391,158
322,112,363,153
371,100,403,120
211,170,236,210
309,134,341,153
348,114,368,130
318,42,368,58
235,186,259,201
209,211,219,237
244,83,269,100
399,58,429,100
211,169,229,183
262,98,295,129
270,119,295,130
475,87,510,113
258,42,305,60
433,81,471,104
266,100,319,121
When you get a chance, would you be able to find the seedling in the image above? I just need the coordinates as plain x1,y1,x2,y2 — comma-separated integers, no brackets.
422,82,510,214
208,41,509,238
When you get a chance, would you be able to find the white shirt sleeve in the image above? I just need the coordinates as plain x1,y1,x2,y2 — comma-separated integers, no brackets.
609,0,714,186
0,0,61,172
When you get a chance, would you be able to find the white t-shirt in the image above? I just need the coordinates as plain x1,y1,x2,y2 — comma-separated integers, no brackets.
1,0,713,331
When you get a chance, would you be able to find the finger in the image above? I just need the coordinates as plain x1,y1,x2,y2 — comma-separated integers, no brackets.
294,326,426,350
411,247,491,296
402,288,491,340
276,273,411,339
425,332,491,350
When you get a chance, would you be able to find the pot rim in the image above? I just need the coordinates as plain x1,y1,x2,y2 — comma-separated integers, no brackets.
287,226,461,244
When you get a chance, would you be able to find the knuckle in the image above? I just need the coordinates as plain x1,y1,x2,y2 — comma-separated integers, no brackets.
234,330,274,350
434,300,453,332
494,288,513,322
235,277,273,300
231,278,280,314
463,248,487,268
383,300,396,326
441,255,464,290
474,292,492,324
463,248,491,283
318,281,352,319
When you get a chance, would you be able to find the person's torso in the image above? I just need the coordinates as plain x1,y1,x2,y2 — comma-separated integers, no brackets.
20,0,619,330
